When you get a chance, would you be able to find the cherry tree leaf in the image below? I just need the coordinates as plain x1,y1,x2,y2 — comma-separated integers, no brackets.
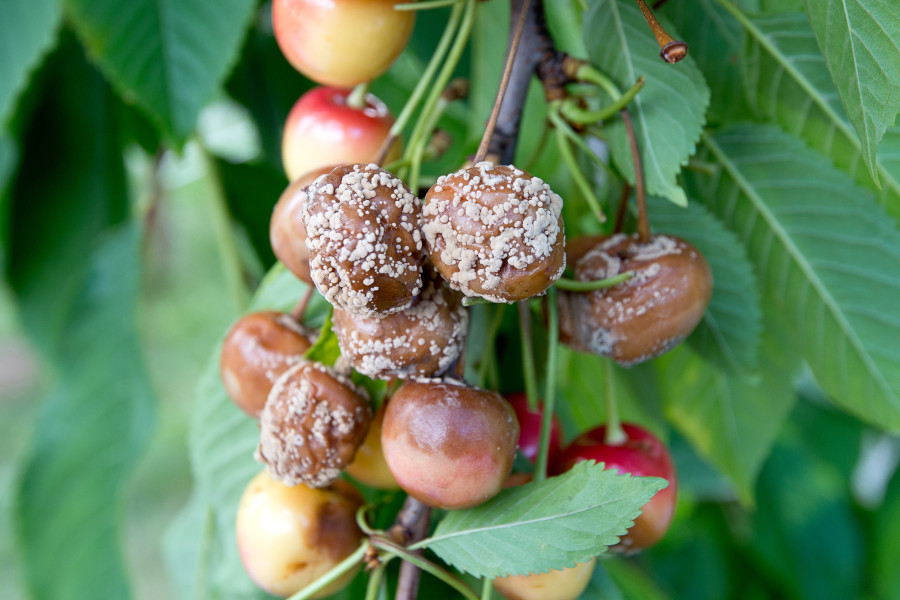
65,0,257,141
419,461,666,578
804,0,900,182
584,0,709,206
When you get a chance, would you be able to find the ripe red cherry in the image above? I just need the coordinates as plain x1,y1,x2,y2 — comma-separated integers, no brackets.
505,392,562,465
281,87,399,182
555,424,677,552
273,0,415,88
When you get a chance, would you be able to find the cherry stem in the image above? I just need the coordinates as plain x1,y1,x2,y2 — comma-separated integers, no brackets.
371,537,479,600
477,303,506,389
473,0,533,164
620,107,650,243
346,82,370,109
286,541,369,600
604,359,627,446
364,564,386,600
409,80,466,190
395,0,462,10
290,285,315,323
355,504,381,537
613,183,631,234
558,77,645,124
518,302,540,413
376,0,464,165
549,105,605,224
534,286,559,482
554,271,635,292
481,577,494,600
634,0,688,63
573,63,622,102
389,496,431,600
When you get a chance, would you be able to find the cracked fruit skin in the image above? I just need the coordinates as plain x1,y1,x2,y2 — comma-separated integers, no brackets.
281,87,399,182
556,423,677,551
381,379,519,510
235,471,363,598
273,0,415,88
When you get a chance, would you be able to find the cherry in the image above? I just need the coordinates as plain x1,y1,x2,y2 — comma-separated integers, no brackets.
303,163,424,317
505,392,562,465
422,162,566,303
219,311,313,418
562,233,712,365
281,87,399,182
257,361,372,488
344,403,399,490
381,379,519,510
272,0,415,88
493,560,596,600
236,470,364,598
332,274,468,379
555,423,677,551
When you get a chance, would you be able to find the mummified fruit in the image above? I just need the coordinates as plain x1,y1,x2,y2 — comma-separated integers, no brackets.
344,403,399,490
280,87,399,182
220,311,313,418
236,470,363,598
303,163,424,317
381,378,518,509
332,275,468,380
561,233,712,365
272,0,415,88
422,162,565,303
270,166,334,285
256,361,371,488
556,423,677,552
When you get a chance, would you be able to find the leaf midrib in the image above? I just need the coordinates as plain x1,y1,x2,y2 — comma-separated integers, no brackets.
702,131,899,410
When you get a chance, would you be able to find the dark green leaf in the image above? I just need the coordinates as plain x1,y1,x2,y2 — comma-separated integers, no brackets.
65,0,257,140
584,0,709,206
420,461,666,578
0,0,60,128
804,0,900,181
692,125,900,431
15,225,154,600
648,196,762,372
871,468,900,599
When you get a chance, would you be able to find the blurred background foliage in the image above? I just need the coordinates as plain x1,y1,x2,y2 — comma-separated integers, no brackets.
2,0,900,599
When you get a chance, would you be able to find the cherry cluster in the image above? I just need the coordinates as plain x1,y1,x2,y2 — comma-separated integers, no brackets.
219,2,712,599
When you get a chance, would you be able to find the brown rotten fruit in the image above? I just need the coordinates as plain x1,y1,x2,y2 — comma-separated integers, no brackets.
219,311,314,418
561,233,712,365
256,361,372,488
422,162,565,303
236,470,364,598
332,274,468,380
303,163,424,317
381,378,519,509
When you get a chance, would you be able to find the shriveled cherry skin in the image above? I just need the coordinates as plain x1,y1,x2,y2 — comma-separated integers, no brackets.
281,87,399,181
556,423,677,551
381,379,519,509
270,166,335,284
273,0,415,88
505,393,562,465
567,233,712,365
345,403,399,490
236,471,363,598
219,311,313,418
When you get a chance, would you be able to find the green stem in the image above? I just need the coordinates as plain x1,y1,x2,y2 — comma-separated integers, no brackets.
395,0,462,10
286,541,368,600
518,302,539,413
604,359,626,445
559,77,645,124
370,538,479,600
477,303,507,389
534,286,559,482
409,96,449,191
551,111,605,223
573,64,622,100
346,82,370,109
365,564,386,600
554,271,635,291
356,504,380,536
462,296,493,306
481,577,494,600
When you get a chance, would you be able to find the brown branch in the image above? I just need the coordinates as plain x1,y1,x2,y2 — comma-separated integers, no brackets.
290,285,315,323
390,496,432,600
613,182,631,235
620,108,650,243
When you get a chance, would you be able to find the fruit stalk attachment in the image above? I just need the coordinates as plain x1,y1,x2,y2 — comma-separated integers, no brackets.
634,0,688,63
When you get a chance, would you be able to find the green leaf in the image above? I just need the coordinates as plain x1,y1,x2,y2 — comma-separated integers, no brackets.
691,124,900,431
740,10,900,218
871,469,900,599
0,0,60,128
15,225,154,600
419,461,666,578
65,0,257,140
804,0,900,181
657,321,798,504
648,196,762,372
303,308,340,366
584,0,709,206
545,0,589,57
